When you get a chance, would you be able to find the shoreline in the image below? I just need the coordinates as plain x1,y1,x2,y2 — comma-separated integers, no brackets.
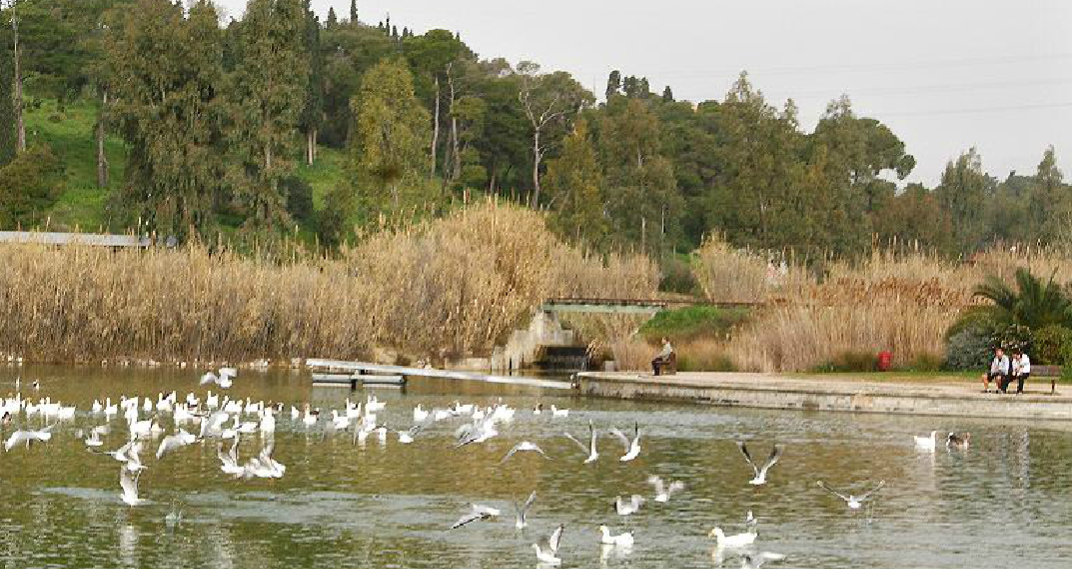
575,371,1072,421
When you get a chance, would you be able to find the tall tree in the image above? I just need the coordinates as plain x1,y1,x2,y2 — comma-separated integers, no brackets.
299,0,324,165
934,148,996,252
9,0,24,152
349,58,431,212
544,118,606,247
0,20,14,166
515,61,592,208
326,6,337,29
349,0,357,23
1032,146,1069,241
605,70,620,100
105,0,226,237
228,0,309,230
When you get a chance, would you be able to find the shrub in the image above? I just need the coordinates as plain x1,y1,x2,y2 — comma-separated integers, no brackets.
943,325,993,371
1032,325,1072,365
990,324,1033,355
0,144,65,227
659,256,700,295
282,175,315,224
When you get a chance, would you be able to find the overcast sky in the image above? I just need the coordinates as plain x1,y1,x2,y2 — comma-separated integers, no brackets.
215,0,1071,186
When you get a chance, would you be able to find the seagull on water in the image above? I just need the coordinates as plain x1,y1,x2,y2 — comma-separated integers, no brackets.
614,494,645,516
647,475,686,503
532,524,564,565
946,432,970,449
817,480,886,510
709,525,757,548
564,420,599,464
741,552,787,569
450,504,501,529
501,441,550,464
412,404,429,423
514,490,537,529
599,525,634,547
737,442,782,485
609,422,641,462
914,431,937,451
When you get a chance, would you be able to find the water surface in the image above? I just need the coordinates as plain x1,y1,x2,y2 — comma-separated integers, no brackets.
1,365,1070,568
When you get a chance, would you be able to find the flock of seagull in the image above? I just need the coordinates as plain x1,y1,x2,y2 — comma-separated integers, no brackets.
0,368,974,568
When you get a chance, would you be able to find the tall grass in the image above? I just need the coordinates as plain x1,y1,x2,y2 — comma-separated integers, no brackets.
0,202,657,365
693,234,812,304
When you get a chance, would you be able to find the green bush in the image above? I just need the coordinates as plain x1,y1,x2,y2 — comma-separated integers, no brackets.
639,305,750,342
1032,325,1072,365
282,175,315,224
0,144,65,227
943,325,993,371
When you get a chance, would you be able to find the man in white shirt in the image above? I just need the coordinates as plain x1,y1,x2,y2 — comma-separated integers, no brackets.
981,347,1010,393
651,337,675,376
1003,349,1031,394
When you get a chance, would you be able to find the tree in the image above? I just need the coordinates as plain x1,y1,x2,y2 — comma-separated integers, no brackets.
349,58,431,212
228,0,309,230
544,118,606,247
326,6,337,29
515,61,592,207
0,21,14,166
605,70,620,100
661,86,673,102
349,0,357,23
105,0,226,237
9,0,24,152
873,183,954,253
1031,146,1070,241
299,0,324,165
971,268,1071,330
934,148,995,252
0,143,63,226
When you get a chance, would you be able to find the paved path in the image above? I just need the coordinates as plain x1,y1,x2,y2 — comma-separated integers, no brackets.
575,371,1072,421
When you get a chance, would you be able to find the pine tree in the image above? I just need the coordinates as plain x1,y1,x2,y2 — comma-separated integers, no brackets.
605,70,621,101
229,0,309,230
349,0,357,22
544,118,607,247
661,86,674,102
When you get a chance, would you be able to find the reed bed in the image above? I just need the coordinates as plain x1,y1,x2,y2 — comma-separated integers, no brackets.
692,235,812,304
0,203,658,365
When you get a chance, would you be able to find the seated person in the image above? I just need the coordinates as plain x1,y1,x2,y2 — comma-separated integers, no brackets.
651,337,674,376
981,347,1009,393
1001,349,1030,394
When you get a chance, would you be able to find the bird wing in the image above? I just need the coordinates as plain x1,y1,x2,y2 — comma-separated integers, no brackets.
667,480,686,495
737,441,759,475
548,524,564,553
760,444,783,476
816,481,851,503
647,475,665,495
119,465,139,497
4,431,27,451
563,432,589,453
588,420,598,453
500,442,525,463
199,372,217,386
450,511,488,529
608,428,631,450
521,490,537,513
156,436,177,460
857,480,886,501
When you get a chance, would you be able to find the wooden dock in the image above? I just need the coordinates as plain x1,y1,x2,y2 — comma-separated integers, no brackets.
305,359,573,390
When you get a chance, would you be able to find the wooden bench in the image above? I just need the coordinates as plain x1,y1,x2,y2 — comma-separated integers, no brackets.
1032,365,1062,395
653,352,678,376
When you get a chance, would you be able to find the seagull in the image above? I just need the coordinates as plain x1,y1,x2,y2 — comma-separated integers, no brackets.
817,480,886,510
709,526,757,548
119,465,144,506
218,436,245,476
647,475,686,502
4,426,53,451
396,424,424,444
412,404,429,423
514,490,537,529
614,494,645,516
741,552,787,569
501,441,550,463
156,429,197,460
451,504,501,529
564,420,599,464
532,524,564,565
199,410,230,439
550,405,569,418
599,525,634,547
609,422,641,462
946,432,970,449
737,442,782,485
84,425,107,448
199,368,236,389
915,431,937,451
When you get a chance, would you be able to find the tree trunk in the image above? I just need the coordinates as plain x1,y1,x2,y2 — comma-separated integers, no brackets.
96,91,109,188
12,9,25,152
447,67,460,183
312,128,318,160
430,76,440,177
306,130,314,165
531,129,542,208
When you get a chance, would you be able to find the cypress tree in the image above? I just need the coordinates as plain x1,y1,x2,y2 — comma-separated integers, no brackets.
662,86,674,102
349,0,357,22
605,70,621,101
0,25,15,167
326,6,338,29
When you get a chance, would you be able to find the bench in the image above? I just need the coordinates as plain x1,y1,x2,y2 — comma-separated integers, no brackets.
1032,365,1062,395
653,352,677,376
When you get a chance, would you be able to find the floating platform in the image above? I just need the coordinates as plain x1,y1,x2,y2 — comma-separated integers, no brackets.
311,373,406,388
306,359,572,390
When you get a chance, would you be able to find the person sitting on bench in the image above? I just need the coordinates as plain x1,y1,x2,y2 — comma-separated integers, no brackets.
981,347,1009,393
1002,349,1030,394
651,337,675,376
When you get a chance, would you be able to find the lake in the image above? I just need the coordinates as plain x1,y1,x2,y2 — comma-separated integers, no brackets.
1,365,1070,568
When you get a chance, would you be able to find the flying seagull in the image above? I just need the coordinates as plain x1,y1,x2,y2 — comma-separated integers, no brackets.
500,441,550,464
817,480,886,510
532,524,564,565
737,442,782,485
156,429,197,460
647,475,686,503
514,491,537,529
4,426,54,452
119,465,144,506
614,494,645,516
609,422,641,462
200,367,237,389
451,504,501,529
563,420,599,464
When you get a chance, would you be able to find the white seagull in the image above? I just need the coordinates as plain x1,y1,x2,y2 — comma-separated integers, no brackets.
564,420,599,464
450,504,501,529
647,475,686,502
156,429,197,460
609,422,641,462
599,525,634,547
119,465,144,506
532,524,564,565
4,426,53,452
514,490,537,529
737,442,782,485
709,526,757,548
501,441,550,464
914,431,937,451
817,480,886,510
614,494,645,516
200,367,237,389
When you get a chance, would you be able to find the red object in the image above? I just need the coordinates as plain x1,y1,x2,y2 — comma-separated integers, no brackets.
878,351,893,371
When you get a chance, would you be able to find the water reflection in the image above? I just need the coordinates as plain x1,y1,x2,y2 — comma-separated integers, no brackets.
0,365,1070,568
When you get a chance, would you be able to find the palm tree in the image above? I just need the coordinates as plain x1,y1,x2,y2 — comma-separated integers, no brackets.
972,268,1071,329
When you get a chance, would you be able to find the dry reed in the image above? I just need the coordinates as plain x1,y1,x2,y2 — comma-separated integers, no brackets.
0,202,658,365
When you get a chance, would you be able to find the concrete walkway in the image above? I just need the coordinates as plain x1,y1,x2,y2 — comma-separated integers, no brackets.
575,371,1072,421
